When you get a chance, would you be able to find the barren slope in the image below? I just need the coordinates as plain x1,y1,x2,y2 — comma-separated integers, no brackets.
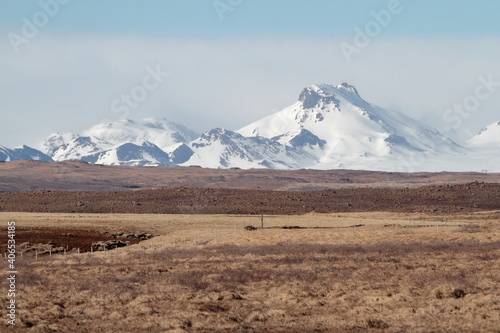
1,182,500,214
1,160,500,192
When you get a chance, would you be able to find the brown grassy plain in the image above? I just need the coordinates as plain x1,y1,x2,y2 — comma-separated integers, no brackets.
1,211,499,332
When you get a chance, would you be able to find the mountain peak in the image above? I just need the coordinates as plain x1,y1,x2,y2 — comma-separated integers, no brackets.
299,82,361,109
299,85,337,109
82,117,198,151
307,82,360,96
336,82,359,95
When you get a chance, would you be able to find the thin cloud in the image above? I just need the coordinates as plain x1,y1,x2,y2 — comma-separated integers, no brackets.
1,35,499,147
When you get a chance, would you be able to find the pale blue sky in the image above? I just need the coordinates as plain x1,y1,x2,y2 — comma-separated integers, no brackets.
1,1,500,148
1,1,500,38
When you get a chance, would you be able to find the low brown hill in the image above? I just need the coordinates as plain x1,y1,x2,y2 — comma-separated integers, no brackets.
1,160,500,192
1,182,499,214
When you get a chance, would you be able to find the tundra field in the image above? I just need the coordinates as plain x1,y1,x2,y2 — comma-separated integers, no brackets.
1,211,499,332
1,164,500,332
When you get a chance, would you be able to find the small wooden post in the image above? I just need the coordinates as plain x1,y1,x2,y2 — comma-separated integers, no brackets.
35,250,38,261
261,215,264,229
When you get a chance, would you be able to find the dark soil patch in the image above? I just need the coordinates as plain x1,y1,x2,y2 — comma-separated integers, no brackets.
0,227,142,254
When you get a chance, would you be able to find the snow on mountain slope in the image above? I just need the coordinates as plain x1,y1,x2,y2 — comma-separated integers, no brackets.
467,121,500,148
81,141,174,167
0,145,53,162
38,117,198,166
181,128,309,169
52,136,113,161
238,83,461,169
39,132,80,156
165,143,195,164
455,120,500,172
83,118,198,151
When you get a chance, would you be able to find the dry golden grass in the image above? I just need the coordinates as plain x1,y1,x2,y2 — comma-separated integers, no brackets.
1,212,499,332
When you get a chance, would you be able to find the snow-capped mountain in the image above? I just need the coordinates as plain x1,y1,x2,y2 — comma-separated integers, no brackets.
38,117,198,166
81,141,174,167
439,120,500,173
0,145,53,162
238,83,462,170
39,132,80,156
5,83,499,171
51,136,113,161
83,118,198,151
178,128,308,169
467,120,500,148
